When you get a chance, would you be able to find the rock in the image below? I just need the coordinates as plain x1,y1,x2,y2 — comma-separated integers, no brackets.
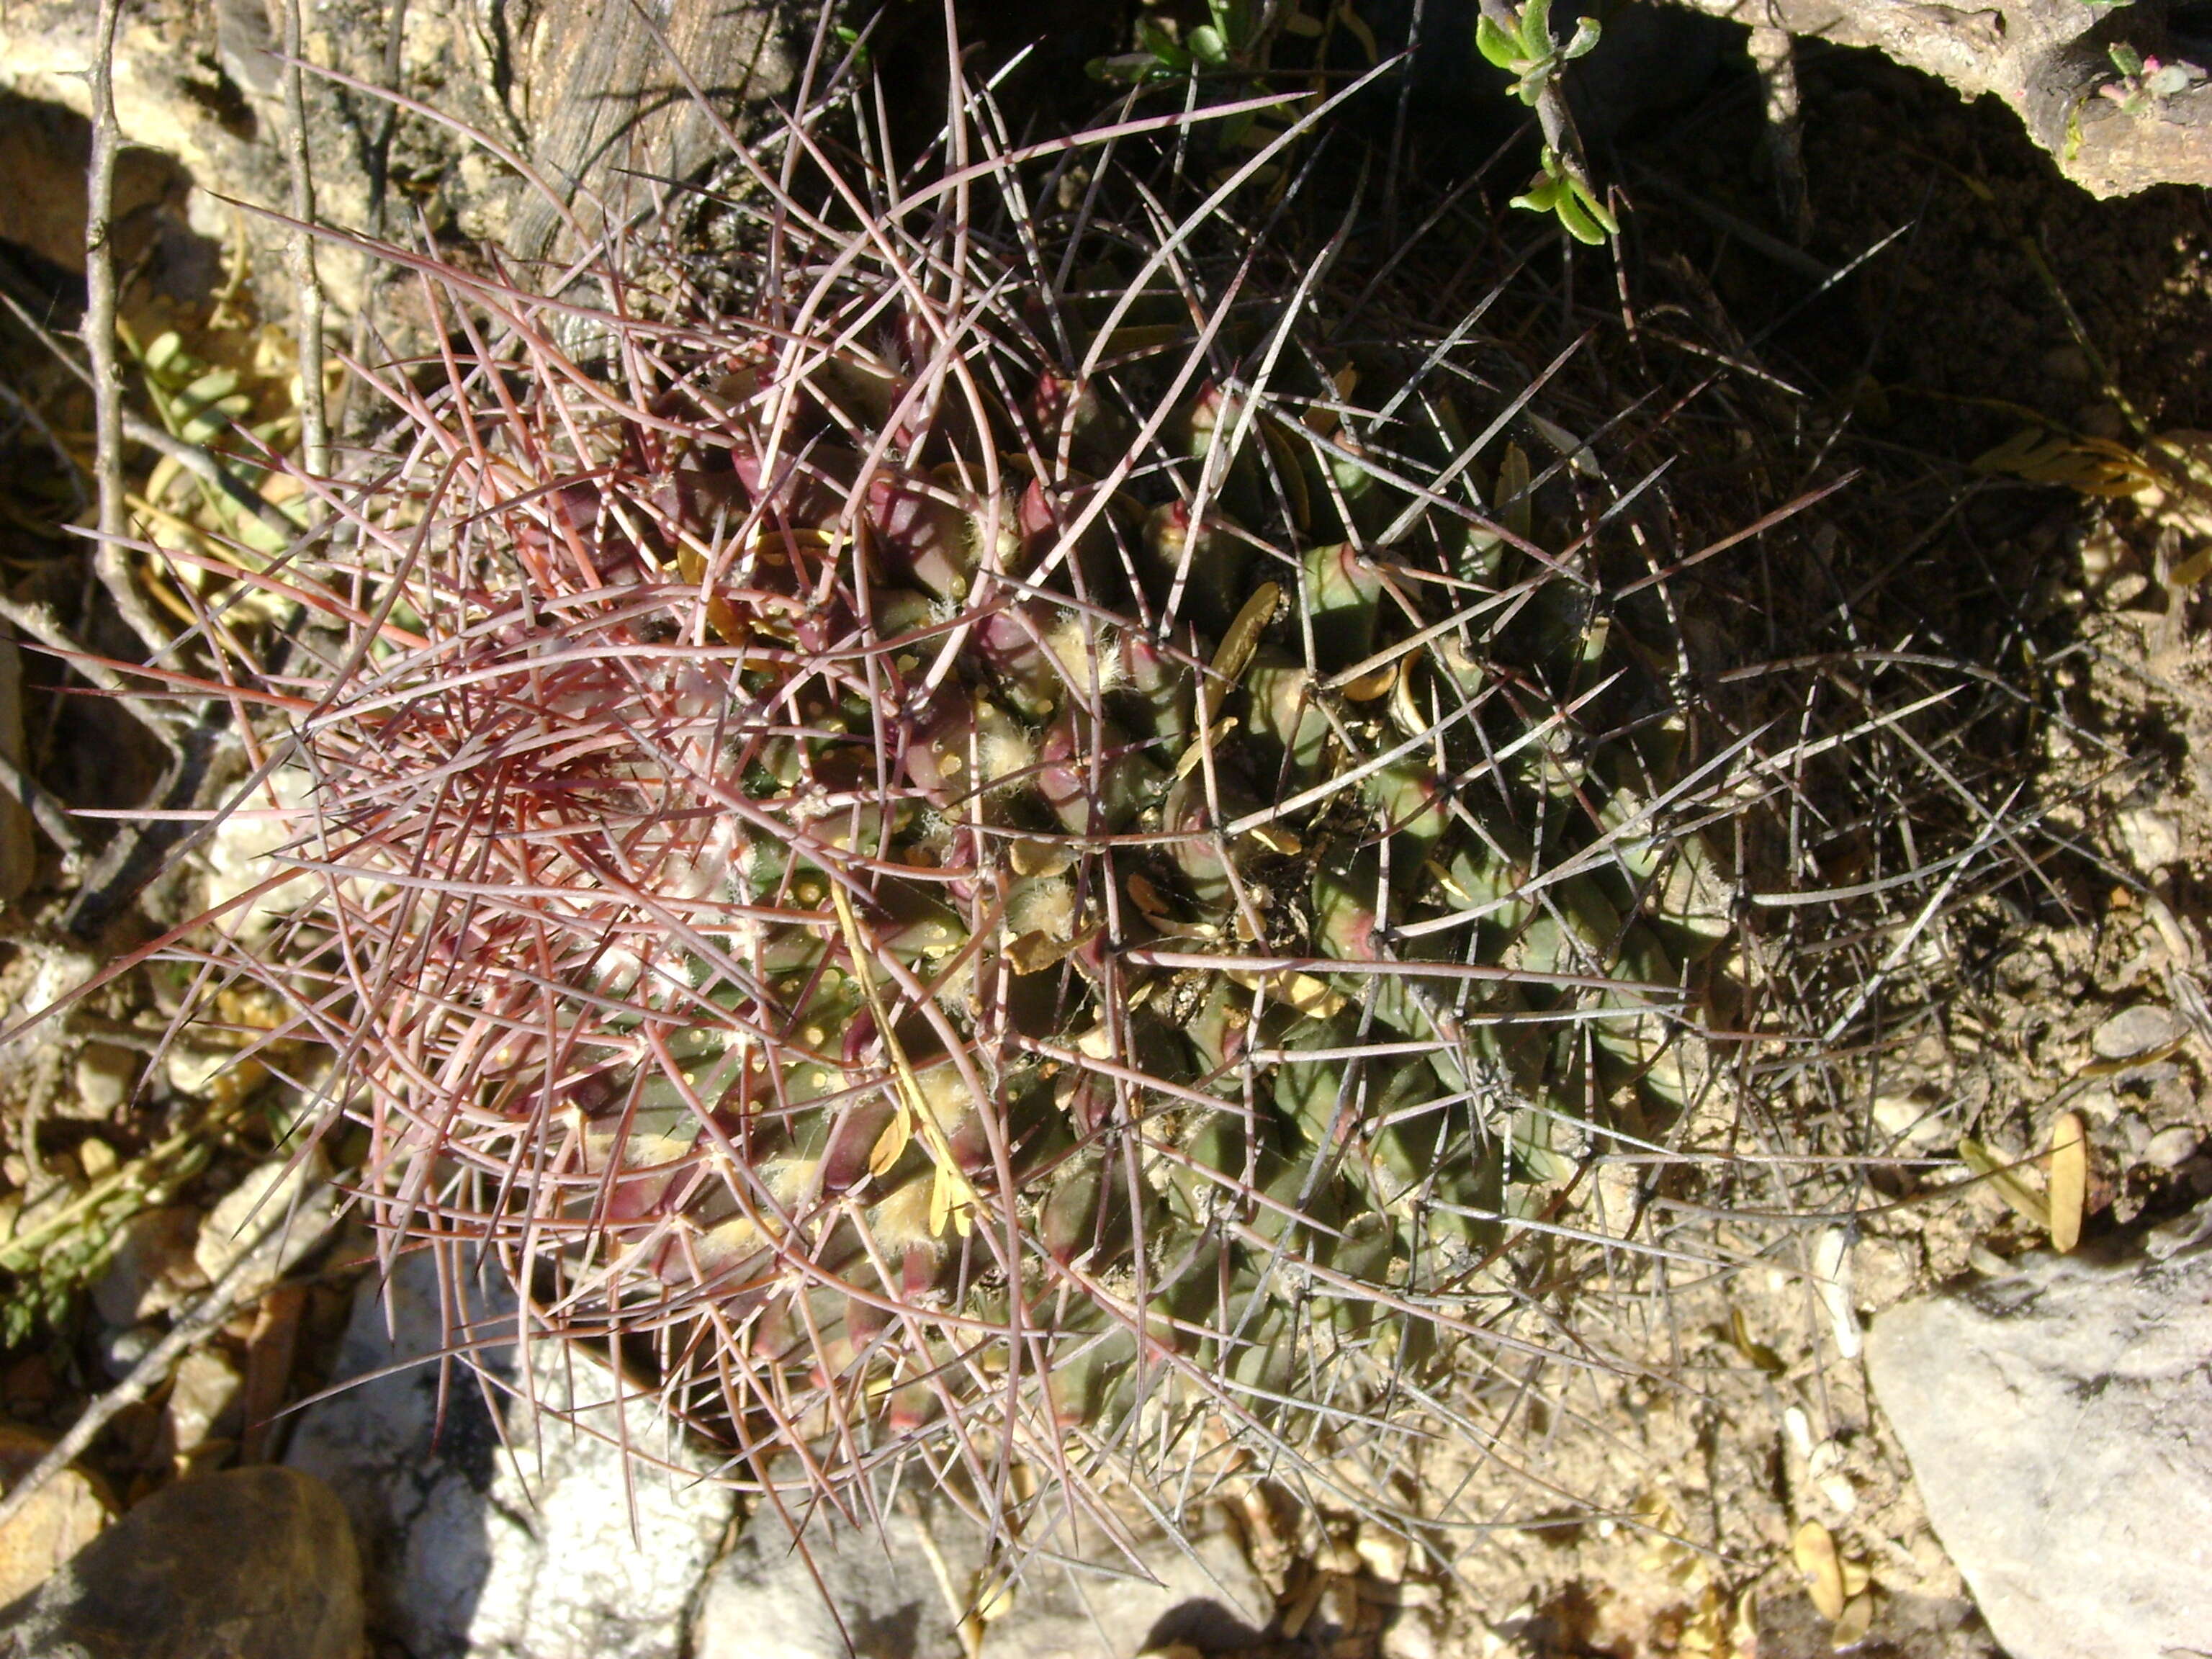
1353,1523,1408,1584
90,1207,206,1326
1864,1219,2212,1659
200,768,319,937
0,1465,361,1659
62,1046,138,1124
0,1426,112,1608
2113,807,2182,875
2143,1125,2202,1169
693,1491,1269,1659
163,1347,243,1462
2090,1003,2184,1063
192,1153,333,1297
1380,1606,1440,1659
1871,1092,1951,1149
285,1251,731,1659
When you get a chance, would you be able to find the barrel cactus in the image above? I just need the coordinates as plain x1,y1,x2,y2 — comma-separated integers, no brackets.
145,42,1736,1534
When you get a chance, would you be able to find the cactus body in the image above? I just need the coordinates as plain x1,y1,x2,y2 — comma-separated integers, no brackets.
141,48,1736,1529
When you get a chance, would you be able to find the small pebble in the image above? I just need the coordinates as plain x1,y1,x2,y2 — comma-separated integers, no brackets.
1871,1094,1949,1148
95,1321,163,1380
2144,1125,2203,1169
2114,808,2183,875
1354,1524,1409,1583
2092,1004,2185,1063
1381,1608,1441,1659
75,1138,119,1182
163,1047,235,1100
166,1347,243,1455
66,1043,140,1121
2103,571,2152,607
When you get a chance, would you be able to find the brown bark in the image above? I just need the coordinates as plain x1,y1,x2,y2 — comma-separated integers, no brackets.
1669,0,2212,197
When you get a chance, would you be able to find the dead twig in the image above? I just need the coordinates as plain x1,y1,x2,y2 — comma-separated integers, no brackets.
279,0,331,488
83,0,127,557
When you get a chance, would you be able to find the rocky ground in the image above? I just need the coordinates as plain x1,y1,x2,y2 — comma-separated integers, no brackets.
1,6,2210,1659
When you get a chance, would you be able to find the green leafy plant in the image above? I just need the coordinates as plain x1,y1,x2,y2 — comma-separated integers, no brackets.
2100,42,2206,115
1475,0,1616,243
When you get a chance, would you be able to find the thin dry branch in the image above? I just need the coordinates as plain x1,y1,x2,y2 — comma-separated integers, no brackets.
0,1176,337,1535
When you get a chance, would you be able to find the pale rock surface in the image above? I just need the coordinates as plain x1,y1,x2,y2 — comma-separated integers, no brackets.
0,1429,110,1609
285,1251,732,1659
1864,1219,2212,1659
695,1490,1269,1659
89,1206,204,1326
0,1466,361,1659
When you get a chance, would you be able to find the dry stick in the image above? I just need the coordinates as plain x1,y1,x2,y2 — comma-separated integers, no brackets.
281,0,331,486
0,1184,338,1534
83,0,127,556
0,748,84,859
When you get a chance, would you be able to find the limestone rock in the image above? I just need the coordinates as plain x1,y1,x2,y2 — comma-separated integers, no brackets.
0,1465,361,1659
192,1154,333,1298
285,1251,732,1659
89,1207,204,1327
2090,1003,2185,1064
1864,1220,2212,1659
0,1428,111,1609
694,1492,1269,1659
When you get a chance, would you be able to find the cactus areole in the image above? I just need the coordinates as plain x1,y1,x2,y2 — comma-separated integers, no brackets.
147,47,1735,1525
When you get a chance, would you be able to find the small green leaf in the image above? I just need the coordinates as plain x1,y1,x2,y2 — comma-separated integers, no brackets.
1568,175,1619,236
1511,177,1565,215
1519,0,1554,59
1188,23,1229,65
1475,14,1519,69
1553,189,1605,244
1139,19,1193,68
2109,42,2144,77
1563,15,1601,58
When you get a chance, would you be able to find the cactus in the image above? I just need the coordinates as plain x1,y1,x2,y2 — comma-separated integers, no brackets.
115,27,1743,1541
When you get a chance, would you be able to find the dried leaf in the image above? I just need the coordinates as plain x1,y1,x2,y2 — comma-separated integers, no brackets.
1728,1306,1788,1375
1498,441,1533,541
1006,928,1076,975
2048,1110,2087,1254
868,1110,912,1177
1831,1591,1874,1647
1791,1520,1846,1621
1213,581,1282,687
1227,967,1346,1019
1174,716,1240,779
1340,660,1398,701
1959,1138,2049,1229
1971,428,2151,497
1126,873,1174,922
1008,837,1074,878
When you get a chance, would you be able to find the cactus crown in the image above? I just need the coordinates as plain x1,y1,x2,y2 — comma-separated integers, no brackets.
142,35,1738,1547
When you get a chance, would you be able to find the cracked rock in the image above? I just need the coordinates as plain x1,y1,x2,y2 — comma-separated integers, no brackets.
1866,1216,2212,1659
284,1251,732,1659
694,1488,1269,1659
